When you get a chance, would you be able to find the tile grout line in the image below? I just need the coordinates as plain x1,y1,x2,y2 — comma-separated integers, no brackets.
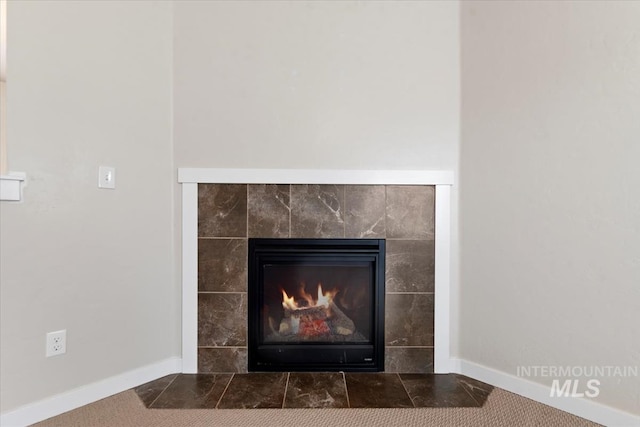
245,186,249,381
384,185,387,239
396,373,417,408
289,184,292,238
198,346,247,349
147,374,179,409
342,185,346,238
457,377,484,407
198,236,247,240
387,291,435,295
385,345,435,349
282,372,290,409
246,184,249,239
200,374,224,406
384,185,388,352
215,373,235,409
342,372,351,408
198,291,247,294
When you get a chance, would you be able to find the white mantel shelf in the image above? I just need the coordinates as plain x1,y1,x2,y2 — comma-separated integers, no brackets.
178,168,454,186
178,168,454,375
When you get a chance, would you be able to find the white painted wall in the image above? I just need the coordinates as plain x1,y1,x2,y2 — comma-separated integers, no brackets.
460,0,640,416
0,1,177,413
173,0,460,170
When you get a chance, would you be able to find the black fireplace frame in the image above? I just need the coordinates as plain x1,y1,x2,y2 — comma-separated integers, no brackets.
248,238,385,372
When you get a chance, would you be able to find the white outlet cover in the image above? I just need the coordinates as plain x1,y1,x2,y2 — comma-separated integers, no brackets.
46,330,67,357
98,166,116,189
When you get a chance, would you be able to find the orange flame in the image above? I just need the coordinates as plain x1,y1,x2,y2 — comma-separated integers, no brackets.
281,283,336,310
281,289,298,310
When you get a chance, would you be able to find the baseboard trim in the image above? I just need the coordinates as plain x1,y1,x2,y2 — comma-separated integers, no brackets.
0,356,182,427
3,356,637,426
452,358,640,427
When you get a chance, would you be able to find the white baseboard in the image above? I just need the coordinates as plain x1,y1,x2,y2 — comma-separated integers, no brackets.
451,358,640,427
0,357,182,427
3,356,637,426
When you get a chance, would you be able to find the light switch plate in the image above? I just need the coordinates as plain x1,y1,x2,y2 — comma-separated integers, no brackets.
98,166,116,189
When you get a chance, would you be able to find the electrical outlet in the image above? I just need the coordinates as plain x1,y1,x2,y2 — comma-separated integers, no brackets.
46,330,66,357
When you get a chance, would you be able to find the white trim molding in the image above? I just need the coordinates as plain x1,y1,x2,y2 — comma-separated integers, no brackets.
181,183,199,373
453,358,640,427
434,185,453,373
0,357,182,427
178,168,454,186
179,168,455,375
0,172,26,201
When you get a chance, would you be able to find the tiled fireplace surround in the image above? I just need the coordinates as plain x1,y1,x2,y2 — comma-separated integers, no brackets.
179,169,453,375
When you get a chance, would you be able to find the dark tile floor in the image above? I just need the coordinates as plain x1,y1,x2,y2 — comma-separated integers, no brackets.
134,373,493,409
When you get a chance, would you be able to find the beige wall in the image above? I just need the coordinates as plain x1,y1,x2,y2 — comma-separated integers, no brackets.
4,0,638,419
173,0,460,170
1,1,6,173
172,0,462,361
0,0,461,415
460,0,640,415
0,1,176,412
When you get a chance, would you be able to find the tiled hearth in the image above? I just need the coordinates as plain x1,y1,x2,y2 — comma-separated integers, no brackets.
135,373,494,409
197,184,435,373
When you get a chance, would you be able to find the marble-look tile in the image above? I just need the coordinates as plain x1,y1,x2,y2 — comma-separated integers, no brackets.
385,293,434,346
344,185,386,238
248,184,290,237
198,239,247,292
150,374,233,409
199,184,247,237
284,373,349,408
385,347,434,373
134,374,177,407
399,374,480,407
345,373,413,408
385,239,434,293
195,183,438,376
456,374,494,406
136,373,492,410
198,293,247,347
386,186,434,239
290,185,345,238
198,347,248,373
217,373,287,409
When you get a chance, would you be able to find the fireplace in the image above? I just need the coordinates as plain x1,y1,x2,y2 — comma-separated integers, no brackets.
248,238,385,372
179,170,453,375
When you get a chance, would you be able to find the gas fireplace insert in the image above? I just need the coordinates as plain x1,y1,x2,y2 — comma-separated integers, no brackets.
248,238,385,372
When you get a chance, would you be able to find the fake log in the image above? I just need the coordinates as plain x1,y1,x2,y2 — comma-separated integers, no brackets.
328,302,355,335
278,302,356,337
282,305,327,319
280,305,328,336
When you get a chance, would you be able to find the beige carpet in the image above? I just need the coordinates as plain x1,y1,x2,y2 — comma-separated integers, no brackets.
33,387,599,427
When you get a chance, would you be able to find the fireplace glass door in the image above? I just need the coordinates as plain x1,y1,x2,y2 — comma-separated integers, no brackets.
248,239,385,372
